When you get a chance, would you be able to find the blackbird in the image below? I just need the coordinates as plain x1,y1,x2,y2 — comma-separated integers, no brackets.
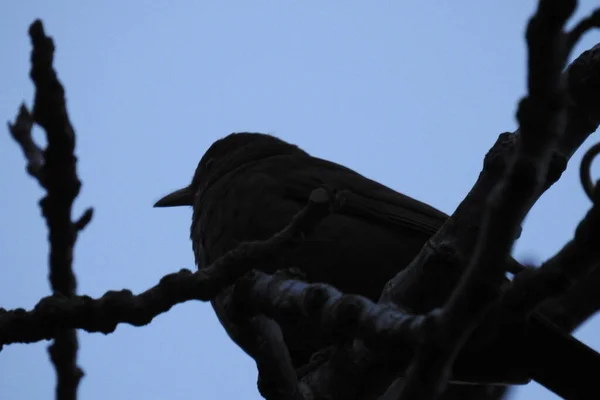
155,132,600,399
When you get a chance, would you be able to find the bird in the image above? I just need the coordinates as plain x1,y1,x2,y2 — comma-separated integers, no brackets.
154,132,600,399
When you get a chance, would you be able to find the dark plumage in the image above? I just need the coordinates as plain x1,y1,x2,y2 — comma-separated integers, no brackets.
155,132,600,399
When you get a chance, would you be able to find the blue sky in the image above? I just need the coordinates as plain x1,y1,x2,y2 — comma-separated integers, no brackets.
1,2,599,399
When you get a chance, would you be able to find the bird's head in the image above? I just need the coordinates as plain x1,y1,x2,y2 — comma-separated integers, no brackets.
153,132,306,208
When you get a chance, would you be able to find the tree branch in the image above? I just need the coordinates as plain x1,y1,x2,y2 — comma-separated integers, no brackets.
394,2,597,399
7,19,91,400
0,188,332,349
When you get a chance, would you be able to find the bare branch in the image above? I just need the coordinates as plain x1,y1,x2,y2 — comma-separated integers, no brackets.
566,9,600,53
0,270,420,356
234,271,422,352
395,2,590,399
0,188,332,349
383,40,600,322
580,141,600,199
500,188,600,314
8,19,90,400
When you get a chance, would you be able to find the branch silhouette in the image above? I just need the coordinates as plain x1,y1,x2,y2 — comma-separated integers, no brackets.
7,19,93,400
0,188,332,348
394,3,600,399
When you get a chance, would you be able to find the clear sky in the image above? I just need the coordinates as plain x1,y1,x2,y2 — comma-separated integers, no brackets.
1,2,599,400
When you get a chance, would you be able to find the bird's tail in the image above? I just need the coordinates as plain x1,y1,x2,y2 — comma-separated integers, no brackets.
525,314,600,399
449,313,600,399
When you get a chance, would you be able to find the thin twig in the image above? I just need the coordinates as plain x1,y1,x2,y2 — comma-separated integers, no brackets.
500,188,600,314
7,104,44,179
241,315,309,400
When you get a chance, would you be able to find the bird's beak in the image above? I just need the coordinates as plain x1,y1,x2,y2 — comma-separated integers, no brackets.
153,186,194,207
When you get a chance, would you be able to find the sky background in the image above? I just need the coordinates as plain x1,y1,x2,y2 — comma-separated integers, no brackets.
1,2,599,399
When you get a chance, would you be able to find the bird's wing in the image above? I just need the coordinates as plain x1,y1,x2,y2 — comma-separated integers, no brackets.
279,155,449,237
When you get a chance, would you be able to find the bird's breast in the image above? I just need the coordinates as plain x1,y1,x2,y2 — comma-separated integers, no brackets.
191,168,301,268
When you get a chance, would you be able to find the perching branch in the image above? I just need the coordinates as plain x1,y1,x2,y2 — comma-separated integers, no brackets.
234,271,422,353
0,188,332,349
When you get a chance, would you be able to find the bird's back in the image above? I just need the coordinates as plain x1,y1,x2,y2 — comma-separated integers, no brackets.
195,152,446,289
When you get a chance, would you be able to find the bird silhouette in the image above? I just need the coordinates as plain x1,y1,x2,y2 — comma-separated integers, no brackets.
155,132,600,399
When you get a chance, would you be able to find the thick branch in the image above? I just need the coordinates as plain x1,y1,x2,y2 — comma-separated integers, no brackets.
234,271,422,352
0,270,420,353
395,3,583,398
383,43,600,317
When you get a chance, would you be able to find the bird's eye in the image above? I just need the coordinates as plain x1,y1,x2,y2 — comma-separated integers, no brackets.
205,158,214,170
